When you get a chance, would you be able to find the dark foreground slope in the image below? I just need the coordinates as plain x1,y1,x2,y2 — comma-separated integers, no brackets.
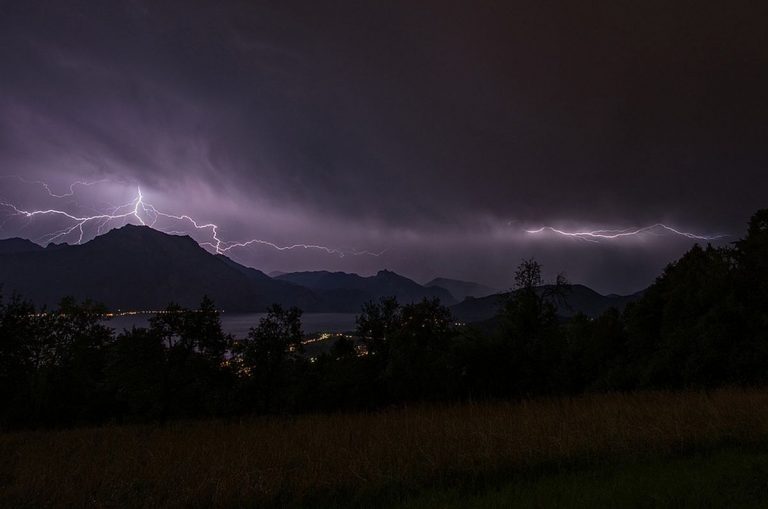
3,389,768,508
0,225,319,311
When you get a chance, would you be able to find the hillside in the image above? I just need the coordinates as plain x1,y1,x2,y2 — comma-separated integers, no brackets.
0,225,320,312
0,237,44,255
450,284,643,322
0,227,642,316
424,277,500,301
276,270,457,311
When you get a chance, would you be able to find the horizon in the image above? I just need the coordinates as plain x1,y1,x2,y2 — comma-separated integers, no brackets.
1,2,765,294
0,183,743,295
0,221,665,297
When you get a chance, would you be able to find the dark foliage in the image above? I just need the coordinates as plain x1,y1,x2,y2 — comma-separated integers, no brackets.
1,209,767,429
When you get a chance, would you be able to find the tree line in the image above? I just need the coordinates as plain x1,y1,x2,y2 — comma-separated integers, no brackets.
0,210,766,429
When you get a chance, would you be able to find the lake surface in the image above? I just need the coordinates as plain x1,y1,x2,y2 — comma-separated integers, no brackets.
105,313,358,338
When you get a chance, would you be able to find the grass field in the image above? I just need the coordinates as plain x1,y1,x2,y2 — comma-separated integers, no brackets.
3,389,768,507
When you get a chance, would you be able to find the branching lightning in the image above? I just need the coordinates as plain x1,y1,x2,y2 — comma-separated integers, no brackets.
0,180,384,258
525,224,728,243
0,175,109,198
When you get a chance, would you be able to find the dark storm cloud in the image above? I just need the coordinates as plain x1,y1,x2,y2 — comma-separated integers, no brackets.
0,1,766,293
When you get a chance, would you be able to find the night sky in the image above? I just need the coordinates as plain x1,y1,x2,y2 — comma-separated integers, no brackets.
1,1,766,294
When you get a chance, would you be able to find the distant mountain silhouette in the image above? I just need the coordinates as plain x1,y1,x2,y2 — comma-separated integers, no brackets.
424,277,500,301
276,270,457,311
0,225,320,312
0,237,44,255
0,227,641,316
450,284,644,323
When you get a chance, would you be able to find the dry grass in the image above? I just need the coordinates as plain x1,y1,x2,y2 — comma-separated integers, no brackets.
3,389,768,507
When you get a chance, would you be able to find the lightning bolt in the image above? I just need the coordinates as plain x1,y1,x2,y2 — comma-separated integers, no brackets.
0,181,384,257
0,175,109,198
0,191,144,244
525,224,728,243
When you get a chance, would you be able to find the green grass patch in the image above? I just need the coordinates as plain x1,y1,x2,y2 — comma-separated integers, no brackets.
398,447,768,509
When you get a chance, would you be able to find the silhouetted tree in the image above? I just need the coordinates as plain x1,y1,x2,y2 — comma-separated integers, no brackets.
105,327,165,420
330,335,356,359
356,296,401,358
1,208,767,429
0,292,39,426
385,298,458,401
236,304,303,412
514,258,543,290
148,302,186,349
34,298,111,425
734,209,768,371
622,244,740,388
145,298,234,418
180,295,230,358
297,336,375,412
495,259,569,395
565,309,626,391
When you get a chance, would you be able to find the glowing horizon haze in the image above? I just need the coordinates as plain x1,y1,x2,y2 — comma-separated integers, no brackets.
0,176,734,295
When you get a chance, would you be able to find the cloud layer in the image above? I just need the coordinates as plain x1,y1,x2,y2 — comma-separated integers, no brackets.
1,1,766,293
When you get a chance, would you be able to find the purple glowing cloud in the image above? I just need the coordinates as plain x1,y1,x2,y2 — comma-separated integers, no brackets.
0,178,384,257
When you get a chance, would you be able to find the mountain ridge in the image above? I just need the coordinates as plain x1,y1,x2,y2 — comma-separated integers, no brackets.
275,269,457,311
0,237,44,255
449,284,644,323
0,225,319,312
0,226,452,312
0,226,643,316
424,277,500,301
